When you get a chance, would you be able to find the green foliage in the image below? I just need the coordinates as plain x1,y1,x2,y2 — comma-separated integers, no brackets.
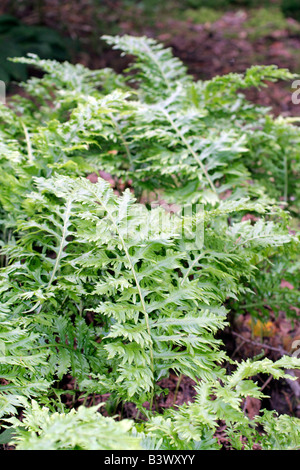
183,0,271,8
186,0,229,7
227,409,300,450
0,34,299,450
281,0,300,21
244,7,300,39
0,314,50,418
182,8,224,24
0,15,72,84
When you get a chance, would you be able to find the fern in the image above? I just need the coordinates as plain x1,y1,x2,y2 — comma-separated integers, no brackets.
5,401,142,450
0,35,299,450
144,356,300,450
1,175,297,410
0,314,50,418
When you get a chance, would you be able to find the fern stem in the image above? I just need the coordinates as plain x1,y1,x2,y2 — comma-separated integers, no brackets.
160,108,218,196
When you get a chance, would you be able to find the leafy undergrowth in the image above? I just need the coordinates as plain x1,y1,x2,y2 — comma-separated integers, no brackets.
5,2,300,118
0,35,299,450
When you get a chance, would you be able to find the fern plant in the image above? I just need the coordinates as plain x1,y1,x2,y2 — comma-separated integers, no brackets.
0,34,299,450
5,401,142,450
